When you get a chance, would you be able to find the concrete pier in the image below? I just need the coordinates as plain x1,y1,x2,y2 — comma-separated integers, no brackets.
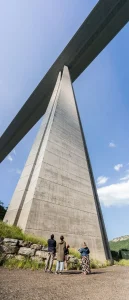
4,66,111,261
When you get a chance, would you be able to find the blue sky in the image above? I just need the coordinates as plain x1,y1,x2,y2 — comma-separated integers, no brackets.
0,0,129,240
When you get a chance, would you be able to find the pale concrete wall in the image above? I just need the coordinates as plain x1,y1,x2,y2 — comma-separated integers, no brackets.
4,66,110,262
4,73,61,226
23,66,107,261
16,72,61,230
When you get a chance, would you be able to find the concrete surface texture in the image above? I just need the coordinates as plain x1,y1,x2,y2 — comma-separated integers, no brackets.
0,266,129,300
4,66,109,261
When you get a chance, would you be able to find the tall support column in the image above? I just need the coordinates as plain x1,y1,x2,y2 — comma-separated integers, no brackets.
4,66,111,261
4,72,61,227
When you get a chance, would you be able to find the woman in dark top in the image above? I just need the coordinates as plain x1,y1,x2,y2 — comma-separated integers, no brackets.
78,242,91,275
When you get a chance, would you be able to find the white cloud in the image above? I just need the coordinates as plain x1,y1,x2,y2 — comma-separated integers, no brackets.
114,164,123,171
97,176,109,186
16,169,21,175
120,170,129,181
13,149,16,155
98,180,129,207
120,174,129,181
109,142,116,148
7,154,13,162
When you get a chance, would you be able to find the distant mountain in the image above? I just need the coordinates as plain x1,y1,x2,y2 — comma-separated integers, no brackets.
112,235,129,243
109,235,129,252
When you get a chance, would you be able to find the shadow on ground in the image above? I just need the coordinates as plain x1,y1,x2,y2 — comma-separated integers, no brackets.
54,270,105,275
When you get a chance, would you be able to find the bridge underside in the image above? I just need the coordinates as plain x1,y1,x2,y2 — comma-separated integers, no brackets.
0,0,129,162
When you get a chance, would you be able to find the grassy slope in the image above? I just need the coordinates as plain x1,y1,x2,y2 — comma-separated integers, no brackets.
0,221,47,246
109,239,129,251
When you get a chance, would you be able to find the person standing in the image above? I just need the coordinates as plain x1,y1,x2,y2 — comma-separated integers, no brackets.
64,244,70,270
55,235,66,274
78,242,91,275
45,234,56,273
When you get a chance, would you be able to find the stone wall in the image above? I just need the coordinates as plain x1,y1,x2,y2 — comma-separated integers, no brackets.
0,238,78,265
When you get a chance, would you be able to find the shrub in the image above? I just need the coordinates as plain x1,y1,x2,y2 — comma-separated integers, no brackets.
111,250,119,261
67,261,81,270
3,257,45,270
67,262,77,270
90,259,112,269
114,259,129,266
90,259,100,269
0,202,7,221
69,248,81,259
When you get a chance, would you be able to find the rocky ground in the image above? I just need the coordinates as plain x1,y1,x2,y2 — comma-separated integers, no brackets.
0,266,129,300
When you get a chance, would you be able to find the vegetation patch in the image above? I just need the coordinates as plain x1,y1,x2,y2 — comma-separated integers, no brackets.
69,248,81,259
114,259,129,267
109,239,129,252
109,239,129,261
90,259,112,269
3,257,45,270
67,261,81,270
0,256,113,270
0,202,7,221
0,221,47,246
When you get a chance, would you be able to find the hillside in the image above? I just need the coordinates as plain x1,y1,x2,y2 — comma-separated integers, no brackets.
109,237,129,252
112,235,129,242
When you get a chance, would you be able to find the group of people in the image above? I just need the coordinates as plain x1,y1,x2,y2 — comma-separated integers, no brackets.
45,234,91,275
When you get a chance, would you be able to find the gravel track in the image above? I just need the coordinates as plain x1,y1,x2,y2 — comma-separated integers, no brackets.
0,266,129,300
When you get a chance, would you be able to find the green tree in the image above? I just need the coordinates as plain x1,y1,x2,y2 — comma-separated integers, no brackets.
0,201,7,220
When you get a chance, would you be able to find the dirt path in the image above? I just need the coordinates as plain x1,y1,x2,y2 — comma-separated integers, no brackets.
0,266,129,300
